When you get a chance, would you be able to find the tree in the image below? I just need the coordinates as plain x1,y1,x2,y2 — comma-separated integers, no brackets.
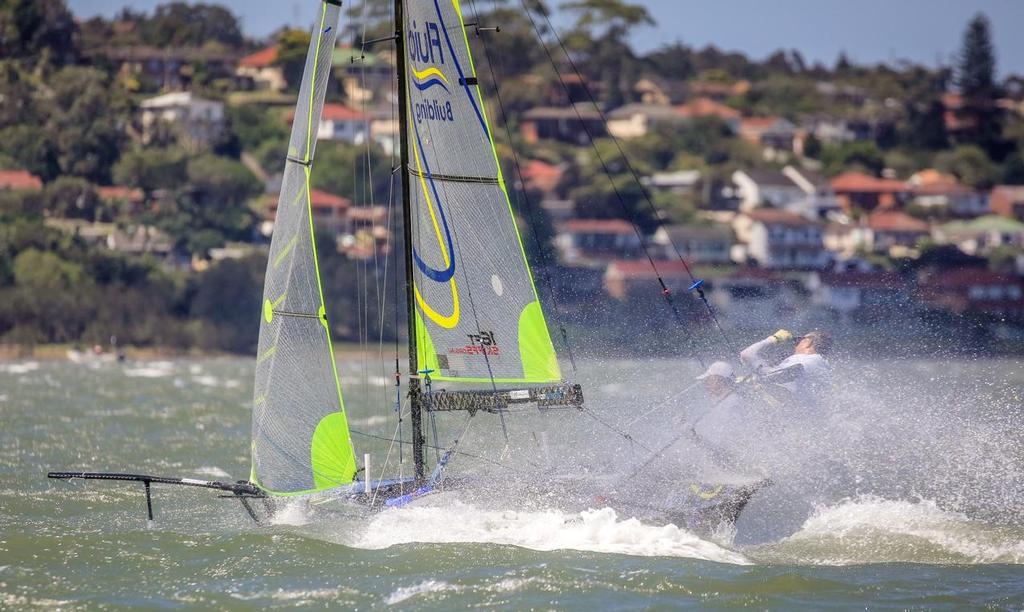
802,133,823,159
0,0,78,67
225,105,289,152
276,29,311,92
821,141,885,176
934,144,998,188
136,2,244,48
955,13,1006,159
113,148,189,197
188,256,262,353
47,67,128,183
313,141,393,205
42,177,101,220
561,0,655,106
157,155,261,255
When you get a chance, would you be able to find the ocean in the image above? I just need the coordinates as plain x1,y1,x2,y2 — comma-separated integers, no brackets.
1,356,1022,609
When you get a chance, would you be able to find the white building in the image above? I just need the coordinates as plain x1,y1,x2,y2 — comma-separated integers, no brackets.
731,170,806,212
733,208,828,269
139,92,225,150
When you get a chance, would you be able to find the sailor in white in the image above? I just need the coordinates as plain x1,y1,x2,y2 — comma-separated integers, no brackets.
739,329,833,409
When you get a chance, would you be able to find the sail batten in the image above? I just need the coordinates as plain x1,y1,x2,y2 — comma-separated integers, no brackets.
251,1,356,495
405,0,561,384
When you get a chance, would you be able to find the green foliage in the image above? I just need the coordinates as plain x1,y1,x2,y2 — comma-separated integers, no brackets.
47,66,128,183
821,141,885,176
188,256,263,353
113,147,189,195
12,247,82,289
312,141,392,204
0,124,58,180
135,2,243,48
276,29,311,92
802,133,822,160
934,145,998,188
0,0,77,67
225,104,289,152
954,13,1006,159
42,176,100,220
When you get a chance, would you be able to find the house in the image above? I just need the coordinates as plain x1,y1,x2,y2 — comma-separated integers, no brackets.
917,268,1024,320
651,224,733,264
782,166,842,219
989,185,1024,220
264,188,351,236
731,170,806,212
0,169,43,192
521,106,605,145
106,225,174,257
519,160,564,199
633,77,688,105
806,270,909,319
673,97,740,129
339,205,391,259
908,171,988,217
606,104,685,139
91,46,239,92
287,103,369,143
236,45,285,92
139,92,225,151
830,172,909,212
687,79,750,101
335,46,394,105
865,211,931,257
554,218,642,266
603,259,693,300
642,170,702,196
733,208,828,269
738,117,797,153
936,215,1024,256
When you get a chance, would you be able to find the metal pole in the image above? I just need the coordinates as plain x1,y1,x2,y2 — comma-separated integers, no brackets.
394,0,425,481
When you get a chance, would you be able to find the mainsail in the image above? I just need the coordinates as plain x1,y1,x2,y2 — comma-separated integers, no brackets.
251,0,356,495
403,0,561,384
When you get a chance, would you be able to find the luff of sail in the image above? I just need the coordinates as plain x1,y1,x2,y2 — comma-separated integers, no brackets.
404,0,561,384
251,0,356,495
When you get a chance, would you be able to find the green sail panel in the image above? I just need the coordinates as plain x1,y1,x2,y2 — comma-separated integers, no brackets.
251,1,356,495
405,0,561,384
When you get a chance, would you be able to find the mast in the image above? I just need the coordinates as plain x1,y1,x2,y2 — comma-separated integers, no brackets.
394,0,426,481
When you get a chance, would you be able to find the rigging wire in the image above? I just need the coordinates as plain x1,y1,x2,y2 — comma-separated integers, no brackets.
519,0,736,361
466,0,577,372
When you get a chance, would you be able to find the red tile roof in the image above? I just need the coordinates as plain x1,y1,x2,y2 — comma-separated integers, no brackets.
322,103,368,121
605,259,693,278
867,211,931,233
673,97,740,120
521,160,563,193
239,46,278,68
744,208,820,227
309,189,350,211
831,172,908,194
286,103,367,124
558,219,636,234
0,169,43,191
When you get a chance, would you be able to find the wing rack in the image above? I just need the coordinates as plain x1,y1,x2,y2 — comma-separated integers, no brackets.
421,383,584,414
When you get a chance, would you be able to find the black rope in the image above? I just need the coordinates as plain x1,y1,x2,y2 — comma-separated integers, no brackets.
520,0,734,359
581,407,654,454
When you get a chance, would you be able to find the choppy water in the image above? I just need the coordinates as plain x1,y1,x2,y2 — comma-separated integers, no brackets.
2,357,1023,608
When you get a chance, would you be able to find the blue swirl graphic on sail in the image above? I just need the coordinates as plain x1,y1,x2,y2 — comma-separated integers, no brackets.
409,0,493,286
411,66,450,93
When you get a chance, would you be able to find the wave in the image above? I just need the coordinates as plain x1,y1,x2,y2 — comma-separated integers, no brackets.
351,501,749,564
749,496,1024,565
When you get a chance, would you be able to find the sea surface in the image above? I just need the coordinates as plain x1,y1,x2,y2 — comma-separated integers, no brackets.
1,356,1023,609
